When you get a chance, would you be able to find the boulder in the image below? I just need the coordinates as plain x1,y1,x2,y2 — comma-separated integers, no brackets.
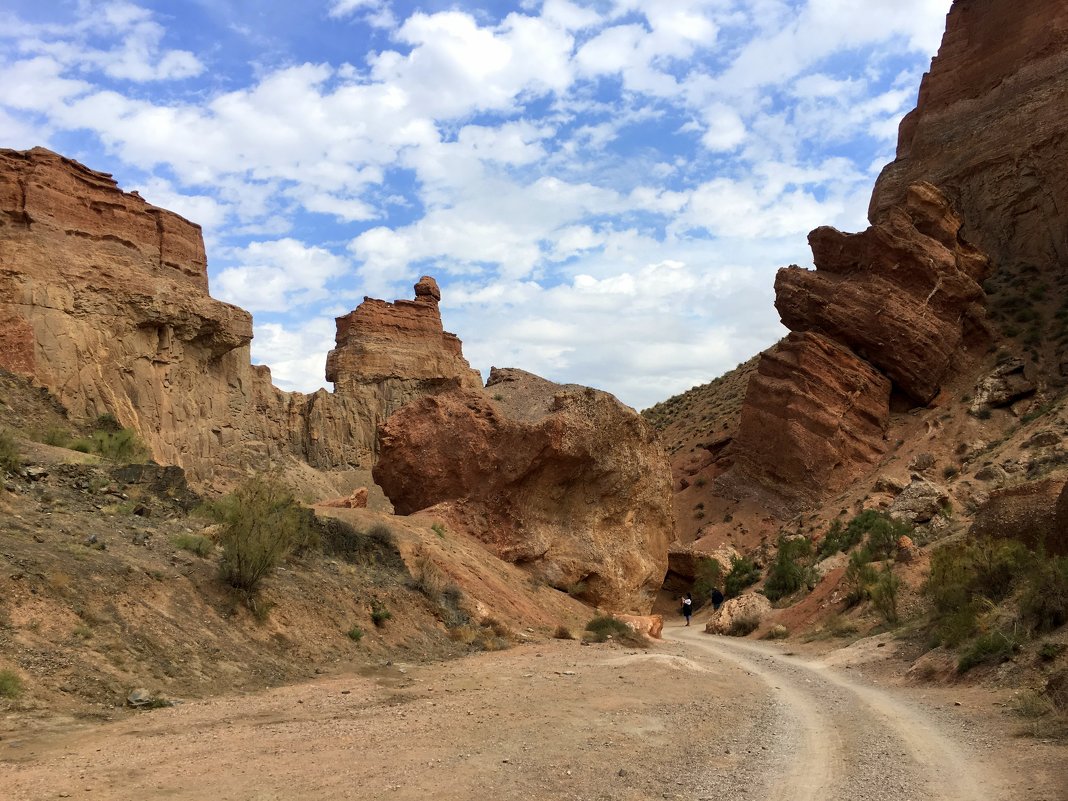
971,360,1036,412
319,487,369,509
895,535,919,563
815,551,849,579
889,477,949,523
974,464,1007,483
611,613,663,640
704,593,771,636
373,368,674,614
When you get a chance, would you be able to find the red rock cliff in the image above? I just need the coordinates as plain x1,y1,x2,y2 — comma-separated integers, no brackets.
0,147,480,486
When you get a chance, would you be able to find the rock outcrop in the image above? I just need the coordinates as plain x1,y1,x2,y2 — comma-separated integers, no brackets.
870,0,1068,283
704,593,771,635
716,332,891,508
0,147,480,486
776,182,991,405
373,368,674,613
970,477,1068,556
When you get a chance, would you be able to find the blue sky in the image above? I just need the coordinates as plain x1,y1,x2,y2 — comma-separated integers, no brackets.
0,0,953,409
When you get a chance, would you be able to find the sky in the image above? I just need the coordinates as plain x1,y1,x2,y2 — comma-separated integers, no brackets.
0,0,954,410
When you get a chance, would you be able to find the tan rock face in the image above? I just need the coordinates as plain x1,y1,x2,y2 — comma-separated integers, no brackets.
776,183,991,405
870,0,1068,281
0,147,480,487
326,274,482,440
373,368,674,613
970,477,1068,556
704,592,771,635
716,332,891,510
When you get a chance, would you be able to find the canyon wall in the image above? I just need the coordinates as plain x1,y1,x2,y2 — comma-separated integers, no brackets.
0,147,480,487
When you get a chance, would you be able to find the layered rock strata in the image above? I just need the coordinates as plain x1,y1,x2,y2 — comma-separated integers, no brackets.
0,147,478,485
716,332,891,508
870,0,1068,281
373,368,674,613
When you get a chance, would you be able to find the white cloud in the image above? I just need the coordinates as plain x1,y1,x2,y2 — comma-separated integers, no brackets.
214,239,351,312
250,317,336,393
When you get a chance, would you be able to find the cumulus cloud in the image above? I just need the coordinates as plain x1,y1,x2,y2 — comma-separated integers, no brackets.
214,239,352,313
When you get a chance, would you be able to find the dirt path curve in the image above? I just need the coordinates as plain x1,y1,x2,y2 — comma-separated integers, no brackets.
670,626,1008,801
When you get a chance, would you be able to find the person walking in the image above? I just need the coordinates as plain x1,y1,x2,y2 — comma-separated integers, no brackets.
681,593,693,626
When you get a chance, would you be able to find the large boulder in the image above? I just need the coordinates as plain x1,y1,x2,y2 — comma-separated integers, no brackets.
373,368,674,613
704,593,772,636
889,477,949,524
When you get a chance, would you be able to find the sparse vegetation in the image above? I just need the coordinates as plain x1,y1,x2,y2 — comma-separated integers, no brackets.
726,614,760,637
431,522,446,538
553,625,575,640
347,626,364,642
370,598,392,627
172,533,213,557
210,474,317,594
764,535,815,602
691,557,722,602
724,555,760,599
958,629,1021,673
0,429,19,475
0,669,23,698
584,615,647,646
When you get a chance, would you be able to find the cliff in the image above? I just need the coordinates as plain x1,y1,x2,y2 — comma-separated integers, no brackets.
0,147,480,487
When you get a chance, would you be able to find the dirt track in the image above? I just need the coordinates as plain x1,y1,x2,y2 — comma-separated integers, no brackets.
2,625,1064,801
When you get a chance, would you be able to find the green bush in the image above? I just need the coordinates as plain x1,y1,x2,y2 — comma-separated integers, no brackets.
724,555,760,599
370,598,391,627
764,536,815,602
842,551,878,607
0,429,19,475
691,557,722,601
958,629,1021,673
88,428,150,462
584,615,646,646
0,669,23,698
870,564,901,624
172,534,213,557
818,519,861,559
726,614,760,637
347,626,364,642
1019,555,1068,634
211,474,316,593
40,427,71,447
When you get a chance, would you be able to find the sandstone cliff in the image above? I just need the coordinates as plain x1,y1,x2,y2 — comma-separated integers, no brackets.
373,368,675,614
0,147,479,487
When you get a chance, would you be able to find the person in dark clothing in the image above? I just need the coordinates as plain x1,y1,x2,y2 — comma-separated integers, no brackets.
681,593,693,626
710,587,724,611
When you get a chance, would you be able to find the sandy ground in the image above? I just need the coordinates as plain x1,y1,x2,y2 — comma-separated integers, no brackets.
2,623,1065,801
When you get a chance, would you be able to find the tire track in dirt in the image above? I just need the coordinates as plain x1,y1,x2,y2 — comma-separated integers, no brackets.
670,627,1007,801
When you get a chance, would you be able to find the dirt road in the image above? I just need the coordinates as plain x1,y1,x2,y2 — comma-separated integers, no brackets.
2,626,1063,800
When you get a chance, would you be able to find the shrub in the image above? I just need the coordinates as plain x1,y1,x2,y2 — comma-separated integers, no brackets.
870,564,900,624
724,555,760,599
347,626,364,642
94,413,122,432
842,552,878,607
818,519,859,559
0,429,19,475
584,615,647,646
212,475,316,593
553,625,574,640
318,518,404,570
431,523,446,538
1019,555,1068,633
370,598,391,627
40,427,71,447
691,557,722,602
726,614,760,637
764,536,815,602
958,629,1020,673
0,669,23,698
88,428,150,462
172,534,213,557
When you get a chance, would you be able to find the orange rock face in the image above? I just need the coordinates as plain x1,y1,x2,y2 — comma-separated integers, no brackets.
0,147,480,486
716,332,891,510
776,183,991,405
870,0,1068,281
373,368,674,614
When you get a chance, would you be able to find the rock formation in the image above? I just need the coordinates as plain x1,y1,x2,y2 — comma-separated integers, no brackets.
373,368,674,613
0,147,479,486
717,332,891,509
970,477,1068,556
870,0,1068,283
776,183,992,405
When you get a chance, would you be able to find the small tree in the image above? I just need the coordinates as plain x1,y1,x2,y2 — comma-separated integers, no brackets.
692,557,722,601
724,555,761,599
213,474,315,593
764,535,815,602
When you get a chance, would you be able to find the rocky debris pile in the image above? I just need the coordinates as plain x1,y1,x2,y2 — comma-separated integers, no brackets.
373,368,674,614
888,477,950,524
